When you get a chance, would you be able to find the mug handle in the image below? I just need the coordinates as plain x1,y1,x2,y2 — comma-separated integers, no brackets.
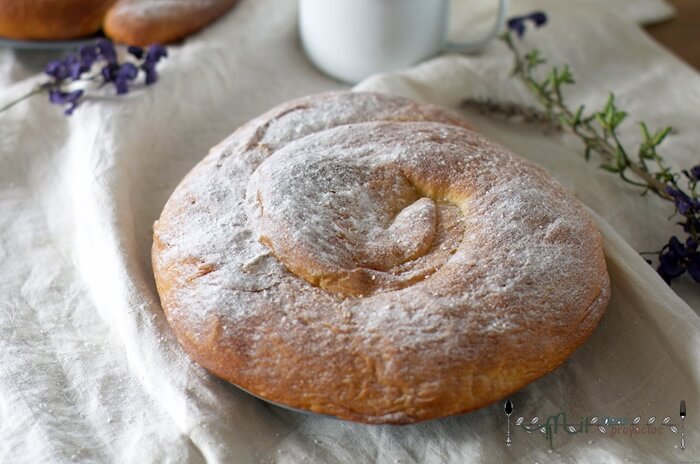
443,0,510,52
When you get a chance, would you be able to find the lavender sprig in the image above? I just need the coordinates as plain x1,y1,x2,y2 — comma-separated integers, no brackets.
464,12,700,285
1,39,167,115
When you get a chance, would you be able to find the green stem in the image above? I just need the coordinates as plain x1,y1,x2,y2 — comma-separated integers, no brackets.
0,83,49,114
501,32,672,201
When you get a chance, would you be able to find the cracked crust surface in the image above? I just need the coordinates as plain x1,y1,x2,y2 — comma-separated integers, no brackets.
152,92,610,424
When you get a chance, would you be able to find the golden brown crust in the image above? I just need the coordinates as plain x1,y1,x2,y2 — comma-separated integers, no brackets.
103,0,240,46
0,0,238,44
152,92,610,424
0,0,115,40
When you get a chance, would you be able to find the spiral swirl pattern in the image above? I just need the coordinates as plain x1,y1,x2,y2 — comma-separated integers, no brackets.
153,92,610,424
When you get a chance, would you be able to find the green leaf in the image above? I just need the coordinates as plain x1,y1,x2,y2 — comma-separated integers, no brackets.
611,110,628,129
604,93,616,113
652,127,673,146
559,65,575,85
597,94,616,127
639,122,652,143
573,105,585,126
524,49,546,70
595,113,608,130
547,69,558,89
558,114,573,127
654,168,675,183
639,147,654,160
605,107,615,126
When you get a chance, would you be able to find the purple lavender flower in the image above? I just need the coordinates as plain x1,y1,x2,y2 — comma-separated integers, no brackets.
100,63,119,83
690,165,700,181
688,253,700,282
39,38,167,115
46,40,117,86
114,63,139,94
127,45,145,60
529,12,547,26
78,44,98,69
45,60,70,81
66,54,85,80
146,44,168,63
100,62,140,94
654,185,700,282
657,236,700,284
141,44,168,85
659,237,687,281
48,88,84,115
666,186,700,215
507,11,548,38
95,39,117,65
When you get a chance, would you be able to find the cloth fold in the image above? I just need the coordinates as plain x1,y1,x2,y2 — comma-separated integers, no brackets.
0,0,696,462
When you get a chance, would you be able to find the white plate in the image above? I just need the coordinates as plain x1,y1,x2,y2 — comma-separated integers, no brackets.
0,35,102,50
235,383,336,419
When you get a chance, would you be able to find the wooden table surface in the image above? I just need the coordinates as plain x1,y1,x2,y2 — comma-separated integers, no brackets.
646,0,700,69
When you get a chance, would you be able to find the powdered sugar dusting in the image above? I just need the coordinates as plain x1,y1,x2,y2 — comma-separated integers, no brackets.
152,92,609,422
110,0,226,19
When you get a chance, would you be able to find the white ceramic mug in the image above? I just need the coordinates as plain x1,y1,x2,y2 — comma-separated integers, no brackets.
299,0,509,83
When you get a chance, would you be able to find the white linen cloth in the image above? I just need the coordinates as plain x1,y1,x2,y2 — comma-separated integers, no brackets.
0,0,697,462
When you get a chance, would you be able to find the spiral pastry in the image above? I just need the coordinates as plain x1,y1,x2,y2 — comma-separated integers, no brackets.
152,92,610,424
